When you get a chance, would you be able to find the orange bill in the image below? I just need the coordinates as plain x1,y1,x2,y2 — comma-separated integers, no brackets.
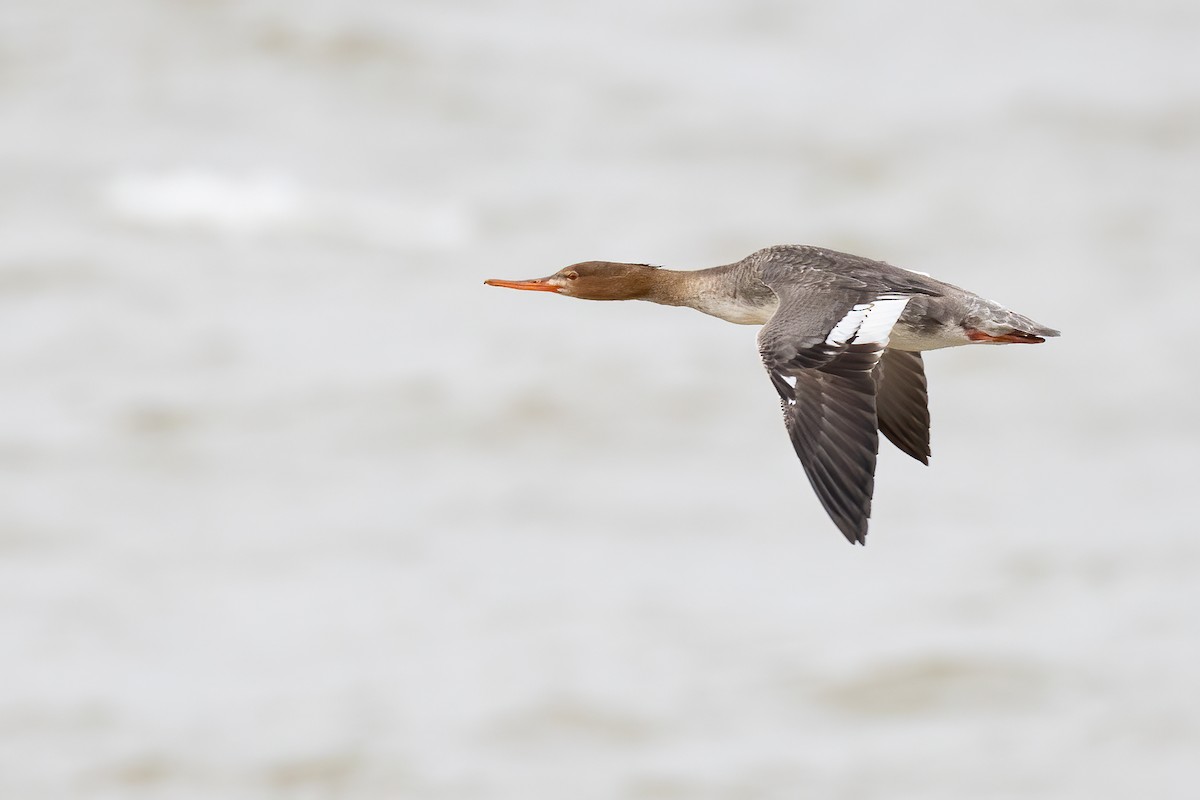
483,277,560,293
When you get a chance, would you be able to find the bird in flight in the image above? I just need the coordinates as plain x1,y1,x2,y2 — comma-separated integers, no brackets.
486,245,1058,544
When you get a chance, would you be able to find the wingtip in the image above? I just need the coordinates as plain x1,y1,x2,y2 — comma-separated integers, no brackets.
838,522,868,546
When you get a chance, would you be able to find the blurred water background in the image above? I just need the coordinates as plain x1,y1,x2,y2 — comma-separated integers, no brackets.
2,1,1199,798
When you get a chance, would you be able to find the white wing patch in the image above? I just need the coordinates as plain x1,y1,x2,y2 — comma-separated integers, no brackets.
825,295,910,346
778,372,799,405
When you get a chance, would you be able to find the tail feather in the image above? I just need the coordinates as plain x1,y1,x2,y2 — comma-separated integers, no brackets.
1013,317,1060,338
969,307,1059,344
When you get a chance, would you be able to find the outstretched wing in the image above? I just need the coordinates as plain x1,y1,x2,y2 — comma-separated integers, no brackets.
758,282,910,544
874,349,931,465
773,342,889,544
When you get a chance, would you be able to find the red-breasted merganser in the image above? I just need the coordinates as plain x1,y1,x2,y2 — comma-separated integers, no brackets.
485,245,1059,545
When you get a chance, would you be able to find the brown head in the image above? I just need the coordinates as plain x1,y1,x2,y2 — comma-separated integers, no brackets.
484,261,661,301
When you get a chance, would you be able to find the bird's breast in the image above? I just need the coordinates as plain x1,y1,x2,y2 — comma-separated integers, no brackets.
692,292,779,325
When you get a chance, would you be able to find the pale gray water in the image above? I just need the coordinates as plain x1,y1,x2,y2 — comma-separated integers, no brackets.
2,1,1199,798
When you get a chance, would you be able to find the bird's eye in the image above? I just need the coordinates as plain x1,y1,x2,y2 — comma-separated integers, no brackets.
565,271,579,280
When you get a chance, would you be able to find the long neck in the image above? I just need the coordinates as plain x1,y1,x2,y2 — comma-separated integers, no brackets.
637,262,776,325
636,267,701,307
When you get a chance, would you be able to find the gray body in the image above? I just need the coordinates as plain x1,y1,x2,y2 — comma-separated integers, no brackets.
682,245,1056,351
644,245,1059,544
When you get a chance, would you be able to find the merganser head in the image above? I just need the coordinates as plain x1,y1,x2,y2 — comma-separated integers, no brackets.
485,261,658,301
